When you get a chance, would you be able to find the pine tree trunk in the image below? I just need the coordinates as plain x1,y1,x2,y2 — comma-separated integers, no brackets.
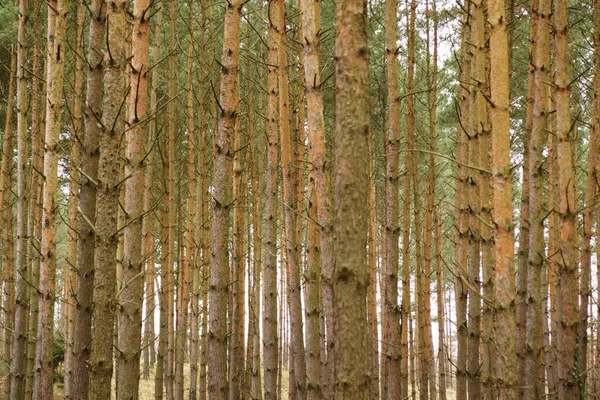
263,2,280,397
63,3,85,393
88,0,127,397
33,0,68,397
489,0,518,397
401,2,416,399
332,0,369,396
516,1,537,393
554,2,579,397
69,2,105,398
0,45,16,391
367,134,378,400
434,205,447,400
383,0,401,394
454,4,471,399
10,0,31,395
117,0,150,395
524,0,550,397
208,0,242,396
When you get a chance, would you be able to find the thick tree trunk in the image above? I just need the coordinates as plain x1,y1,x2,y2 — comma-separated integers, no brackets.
489,0,518,398
117,0,150,395
332,0,369,396
554,2,579,397
88,0,127,397
207,0,242,397
69,2,105,398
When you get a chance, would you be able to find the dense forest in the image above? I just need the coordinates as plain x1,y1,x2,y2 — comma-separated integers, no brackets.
0,0,598,398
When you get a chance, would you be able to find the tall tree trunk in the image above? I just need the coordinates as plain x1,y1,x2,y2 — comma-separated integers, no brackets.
383,0,401,394
489,0,518,398
117,0,150,395
0,45,16,392
467,2,485,397
229,71,246,400
524,0,550,397
207,0,242,396
592,1,600,397
401,2,416,399
554,2,579,397
10,0,30,396
516,1,537,393
454,4,471,399
88,0,127,397
332,0,369,396
435,205,447,400
33,0,68,397
277,1,307,398
69,1,106,398
422,1,437,397
367,132,378,400
263,2,280,398
298,0,334,396
63,3,85,393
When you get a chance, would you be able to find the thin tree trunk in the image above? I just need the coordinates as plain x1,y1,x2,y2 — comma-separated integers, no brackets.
401,2,416,399
63,3,85,393
263,2,280,398
0,45,16,394
383,0,401,394
276,2,306,398
367,132,379,400
434,205,447,400
88,0,127,397
454,4,471,399
524,0,550,397
33,0,68,397
517,1,537,393
10,0,31,395
207,0,242,396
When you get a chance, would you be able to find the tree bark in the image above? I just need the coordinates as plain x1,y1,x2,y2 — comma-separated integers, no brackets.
117,0,150,395
207,0,242,396
332,0,369,396
524,0,550,397
489,0,518,397
69,1,106,398
10,0,31,395
88,0,127,397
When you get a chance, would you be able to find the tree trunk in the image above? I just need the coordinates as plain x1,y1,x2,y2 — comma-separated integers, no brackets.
33,0,68,397
69,1,106,398
524,0,550,397
489,0,518,397
383,0,401,394
10,0,31,395
117,0,150,395
207,0,242,396
88,0,127,397
554,2,579,397
332,0,369,396
63,3,85,393
453,4,471,399
516,1,537,393
263,2,280,398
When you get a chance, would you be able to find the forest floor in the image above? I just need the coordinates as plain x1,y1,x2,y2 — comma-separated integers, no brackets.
53,363,291,399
